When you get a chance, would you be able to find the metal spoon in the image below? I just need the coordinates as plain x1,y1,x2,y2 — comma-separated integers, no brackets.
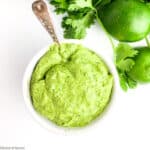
32,0,60,44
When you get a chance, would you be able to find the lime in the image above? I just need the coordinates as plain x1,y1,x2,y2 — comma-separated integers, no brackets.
99,0,150,42
128,47,150,82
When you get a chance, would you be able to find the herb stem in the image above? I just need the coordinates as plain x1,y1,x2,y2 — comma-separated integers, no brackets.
145,36,150,47
94,1,102,7
95,11,115,51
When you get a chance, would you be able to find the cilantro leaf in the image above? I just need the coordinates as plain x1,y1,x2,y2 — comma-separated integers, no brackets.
118,71,137,91
68,0,93,11
118,71,128,91
50,0,68,14
118,59,135,72
115,43,138,62
127,76,137,89
50,0,113,39
62,11,95,39
115,43,138,91
50,0,94,13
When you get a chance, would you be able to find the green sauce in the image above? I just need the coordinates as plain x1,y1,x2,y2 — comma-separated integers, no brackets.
30,43,113,127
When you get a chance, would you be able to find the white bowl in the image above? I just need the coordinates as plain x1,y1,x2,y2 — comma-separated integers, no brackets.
23,40,118,134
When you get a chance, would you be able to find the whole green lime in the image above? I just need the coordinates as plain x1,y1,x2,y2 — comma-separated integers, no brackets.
99,0,150,42
128,47,150,82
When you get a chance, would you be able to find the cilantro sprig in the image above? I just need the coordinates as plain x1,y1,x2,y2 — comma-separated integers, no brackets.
115,43,139,91
50,0,112,39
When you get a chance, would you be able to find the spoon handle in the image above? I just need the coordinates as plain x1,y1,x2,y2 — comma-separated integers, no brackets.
32,0,59,44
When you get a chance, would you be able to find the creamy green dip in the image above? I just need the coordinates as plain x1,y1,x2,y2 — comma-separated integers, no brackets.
30,43,113,127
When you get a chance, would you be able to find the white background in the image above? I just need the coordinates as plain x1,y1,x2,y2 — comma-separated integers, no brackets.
0,0,150,149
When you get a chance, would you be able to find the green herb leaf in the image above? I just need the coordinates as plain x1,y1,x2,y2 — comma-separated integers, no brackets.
127,76,137,89
68,0,93,11
50,0,68,13
62,11,95,39
117,59,135,72
118,71,128,91
115,43,138,91
118,71,137,91
115,43,138,62
50,0,112,39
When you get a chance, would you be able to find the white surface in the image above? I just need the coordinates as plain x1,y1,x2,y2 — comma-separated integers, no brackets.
0,0,150,150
